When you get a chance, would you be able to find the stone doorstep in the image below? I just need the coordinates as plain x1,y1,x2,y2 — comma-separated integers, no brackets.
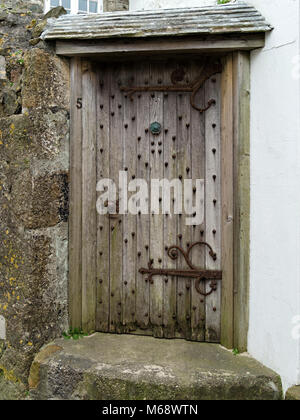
29,333,282,400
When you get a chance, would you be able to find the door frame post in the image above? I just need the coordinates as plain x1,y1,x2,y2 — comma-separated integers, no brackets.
220,53,234,349
232,51,251,351
220,51,250,350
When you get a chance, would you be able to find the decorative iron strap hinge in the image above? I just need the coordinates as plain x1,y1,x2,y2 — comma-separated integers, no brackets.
120,59,222,113
139,242,222,297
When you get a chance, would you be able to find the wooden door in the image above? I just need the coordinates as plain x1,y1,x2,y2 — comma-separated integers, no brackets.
71,57,224,342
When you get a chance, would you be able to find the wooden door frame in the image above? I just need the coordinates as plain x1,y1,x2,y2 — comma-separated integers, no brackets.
66,39,251,351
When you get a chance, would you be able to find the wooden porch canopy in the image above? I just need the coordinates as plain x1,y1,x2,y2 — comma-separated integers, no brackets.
42,1,272,56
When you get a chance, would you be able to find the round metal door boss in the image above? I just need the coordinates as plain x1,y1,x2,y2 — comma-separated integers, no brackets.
150,121,162,136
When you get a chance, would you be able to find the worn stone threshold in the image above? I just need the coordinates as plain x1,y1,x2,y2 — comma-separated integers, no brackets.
29,333,282,400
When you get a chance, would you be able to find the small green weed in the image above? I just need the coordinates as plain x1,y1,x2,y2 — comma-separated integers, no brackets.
63,328,89,340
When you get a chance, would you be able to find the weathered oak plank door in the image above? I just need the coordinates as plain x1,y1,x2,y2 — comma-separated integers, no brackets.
72,57,225,342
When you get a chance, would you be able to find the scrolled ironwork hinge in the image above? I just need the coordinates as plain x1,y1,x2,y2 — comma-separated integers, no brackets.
139,242,222,297
120,59,222,113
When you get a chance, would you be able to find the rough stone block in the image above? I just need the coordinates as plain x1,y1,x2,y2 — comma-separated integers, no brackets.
29,38,41,46
103,0,129,12
12,171,69,229
22,49,69,111
0,108,69,161
0,88,19,116
43,6,67,20
30,172,69,229
2,1,44,13
0,225,68,387
0,1,69,401
0,376,27,401
30,333,283,400
286,386,300,400
28,108,70,158
31,20,48,39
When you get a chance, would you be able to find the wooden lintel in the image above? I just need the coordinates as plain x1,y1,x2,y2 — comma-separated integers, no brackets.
56,34,265,57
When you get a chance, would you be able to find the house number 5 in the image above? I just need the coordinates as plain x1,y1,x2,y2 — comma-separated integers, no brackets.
76,98,82,109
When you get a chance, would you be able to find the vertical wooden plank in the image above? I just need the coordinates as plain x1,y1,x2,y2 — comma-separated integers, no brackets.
162,60,177,339
190,59,206,342
109,62,123,333
149,62,164,338
82,60,97,333
122,62,137,332
96,64,111,332
176,63,192,340
136,61,151,331
69,57,82,330
233,51,250,352
205,71,222,343
220,54,234,348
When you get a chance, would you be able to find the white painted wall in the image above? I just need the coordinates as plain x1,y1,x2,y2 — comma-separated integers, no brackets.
247,0,300,392
129,0,300,391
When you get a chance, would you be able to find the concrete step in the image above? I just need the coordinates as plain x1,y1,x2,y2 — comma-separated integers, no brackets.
29,333,282,400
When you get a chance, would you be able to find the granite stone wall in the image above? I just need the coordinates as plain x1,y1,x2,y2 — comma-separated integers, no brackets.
0,0,70,399
0,0,129,400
